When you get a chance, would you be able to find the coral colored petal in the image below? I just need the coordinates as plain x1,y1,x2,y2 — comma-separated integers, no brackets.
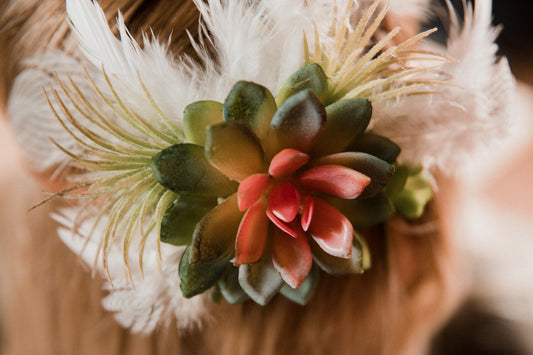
313,152,394,199
272,225,313,289
308,197,353,259
268,149,309,178
238,174,272,211
268,182,300,223
267,209,297,238
300,194,314,232
234,201,269,266
298,165,370,199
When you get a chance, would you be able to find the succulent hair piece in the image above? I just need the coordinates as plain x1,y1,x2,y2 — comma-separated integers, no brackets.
9,0,513,332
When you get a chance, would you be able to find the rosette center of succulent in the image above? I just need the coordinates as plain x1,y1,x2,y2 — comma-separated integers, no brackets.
235,147,372,266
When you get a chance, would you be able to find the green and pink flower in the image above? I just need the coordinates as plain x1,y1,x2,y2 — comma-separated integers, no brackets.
152,64,401,305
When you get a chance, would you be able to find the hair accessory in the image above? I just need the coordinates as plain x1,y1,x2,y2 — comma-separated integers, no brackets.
8,0,513,331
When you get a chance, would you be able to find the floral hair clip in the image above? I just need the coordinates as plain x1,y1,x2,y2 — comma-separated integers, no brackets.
9,0,513,331
153,67,434,304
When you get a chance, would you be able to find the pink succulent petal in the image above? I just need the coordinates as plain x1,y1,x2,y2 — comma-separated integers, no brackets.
267,209,297,238
300,194,314,232
297,165,370,199
234,201,269,266
238,174,272,211
267,182,300,223
268,148,310,178
272,224,313,289
308,197,353,259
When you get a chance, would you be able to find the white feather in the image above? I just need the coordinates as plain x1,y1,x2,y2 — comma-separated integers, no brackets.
371,0,515,173
6,51,93,173
192,0,305,95
53,208,212,332
389,0,430,19
66,0,199,131
66,0,343,108
189,0,349,97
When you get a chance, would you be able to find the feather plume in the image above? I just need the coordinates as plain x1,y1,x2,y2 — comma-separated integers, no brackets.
188,0,341,95
389,0,430,19
371,0,515,172
66,0,198,134
53,208,212,332
6,51,93,173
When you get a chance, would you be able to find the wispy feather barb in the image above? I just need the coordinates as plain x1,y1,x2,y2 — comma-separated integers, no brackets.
305,0,452,102
46,67,180,285
371,0,515,172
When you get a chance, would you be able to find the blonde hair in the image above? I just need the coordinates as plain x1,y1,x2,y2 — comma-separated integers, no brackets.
0,1,464,354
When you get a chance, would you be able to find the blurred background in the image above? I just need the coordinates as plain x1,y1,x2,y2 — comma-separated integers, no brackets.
429,0,533,353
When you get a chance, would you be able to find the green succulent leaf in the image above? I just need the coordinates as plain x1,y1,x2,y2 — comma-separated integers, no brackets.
190,193,243,264
205,121,267,182
183,100,224,146
353,230,371,271
310,237,365,275
151,144,237,196
348,133,401,164
218,264,249,304
389,166,433,219
280,264,319,305
223,81,277,144
266,90,326,159
326,193,395,228
311,98,372,157
383,164,409,196
179,244,231,298
314,152,394,198
238,251,284,306
160,195,218,246
275,63,329,106
211,286,223,303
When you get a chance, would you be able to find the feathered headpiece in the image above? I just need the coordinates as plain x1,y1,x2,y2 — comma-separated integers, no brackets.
7,0,514,332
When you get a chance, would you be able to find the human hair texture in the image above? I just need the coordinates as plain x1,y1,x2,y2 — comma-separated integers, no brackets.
0,0,199,109
0,1,463,354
